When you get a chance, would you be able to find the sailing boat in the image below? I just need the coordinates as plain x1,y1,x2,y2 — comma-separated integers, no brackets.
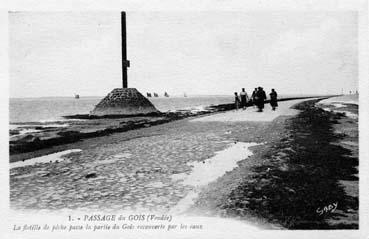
164,92,169,97
74,94,80,99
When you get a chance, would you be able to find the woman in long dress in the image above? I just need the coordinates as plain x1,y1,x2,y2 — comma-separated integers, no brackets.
240,88,249,110
269,88,278,111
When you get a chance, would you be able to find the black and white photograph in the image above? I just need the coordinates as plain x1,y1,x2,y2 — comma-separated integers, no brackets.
1,1,368,238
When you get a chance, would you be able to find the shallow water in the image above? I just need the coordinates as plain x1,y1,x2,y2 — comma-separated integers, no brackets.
170,142,259,214
319,94,358,105
10,149,82,169
9,96,233,123
173,142,259,187
9,94,316,123
317,95,358,119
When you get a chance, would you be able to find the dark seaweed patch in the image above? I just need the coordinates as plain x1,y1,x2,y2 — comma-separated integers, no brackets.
223,100,358,229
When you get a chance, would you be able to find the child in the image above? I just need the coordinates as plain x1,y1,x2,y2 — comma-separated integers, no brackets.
234,92,241,110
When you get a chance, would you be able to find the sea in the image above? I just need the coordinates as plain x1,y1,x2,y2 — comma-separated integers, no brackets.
9,96,234,124
9,94,318,128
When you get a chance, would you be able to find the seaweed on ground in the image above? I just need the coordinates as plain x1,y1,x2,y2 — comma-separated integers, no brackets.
222,99,358,229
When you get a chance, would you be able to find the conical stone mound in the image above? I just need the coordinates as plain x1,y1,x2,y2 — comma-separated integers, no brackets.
91,88,159,116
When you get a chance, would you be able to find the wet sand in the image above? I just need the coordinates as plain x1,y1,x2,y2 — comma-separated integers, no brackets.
192,99,313,122
192,98,358,229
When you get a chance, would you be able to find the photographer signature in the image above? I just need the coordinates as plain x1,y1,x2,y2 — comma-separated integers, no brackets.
316,202,338,215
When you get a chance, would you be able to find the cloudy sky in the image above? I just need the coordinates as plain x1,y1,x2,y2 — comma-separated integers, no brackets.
9,11,357,98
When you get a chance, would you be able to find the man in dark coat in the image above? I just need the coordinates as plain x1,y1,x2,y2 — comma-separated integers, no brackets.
255,87,267,112
269,88,278,110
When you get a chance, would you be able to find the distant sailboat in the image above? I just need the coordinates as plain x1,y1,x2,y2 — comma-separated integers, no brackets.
164,92,169,97
146,93,152,97
153,93,159,97
74,94,80,99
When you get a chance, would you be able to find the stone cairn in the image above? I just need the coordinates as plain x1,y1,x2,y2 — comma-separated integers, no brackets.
90,12,159,116
91,88,159,116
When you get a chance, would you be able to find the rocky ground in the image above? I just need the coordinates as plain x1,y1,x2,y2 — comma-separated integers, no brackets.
9,101,294,214
9,113,243,210
9,97,358,230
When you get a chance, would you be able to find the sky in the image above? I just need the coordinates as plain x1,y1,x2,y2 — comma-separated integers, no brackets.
9,11,357,98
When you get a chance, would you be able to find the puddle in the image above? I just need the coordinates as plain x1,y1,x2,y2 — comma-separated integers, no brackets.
113,153,132,158
170,142,259,214
172,142,259,187
317,96,358,120
39,123,70,128
9,123,70,138
170,191,199,214
319,105,358,120
341,141,358,147
10,123,69,129
92,153,132,166
9,128,42,138
332,103,346,108
87,152,132,169
10,149,82,169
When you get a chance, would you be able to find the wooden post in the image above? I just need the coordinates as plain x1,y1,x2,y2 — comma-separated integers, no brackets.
121,12,130,88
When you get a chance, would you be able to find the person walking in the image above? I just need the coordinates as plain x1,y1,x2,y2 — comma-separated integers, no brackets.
240,88,249,110
269,88,278,111
255,87,267,112
251,88,258,106
234,92,241,110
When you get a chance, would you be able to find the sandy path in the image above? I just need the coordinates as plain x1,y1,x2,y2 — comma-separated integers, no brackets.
192,99,316,122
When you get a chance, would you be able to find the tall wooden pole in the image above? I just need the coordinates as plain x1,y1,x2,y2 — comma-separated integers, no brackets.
121,12,129,88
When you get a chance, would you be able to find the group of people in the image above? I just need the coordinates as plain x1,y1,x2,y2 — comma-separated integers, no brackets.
234,87,278,112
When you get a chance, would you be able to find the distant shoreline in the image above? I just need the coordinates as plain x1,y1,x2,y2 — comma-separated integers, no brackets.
9,94,339,100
